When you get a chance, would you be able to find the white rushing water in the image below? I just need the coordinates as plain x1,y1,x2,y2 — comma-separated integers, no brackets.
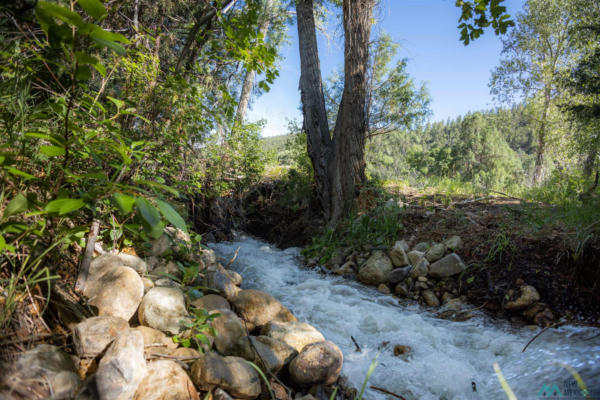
211,236,600,400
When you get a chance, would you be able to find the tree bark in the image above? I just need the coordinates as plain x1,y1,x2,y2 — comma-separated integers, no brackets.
533,88,551,185
329,0,373,222
296,0,333,218
296,0,374,223
235,0,274,123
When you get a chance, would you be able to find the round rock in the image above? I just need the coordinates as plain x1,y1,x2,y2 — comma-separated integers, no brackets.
231,289,296,330
261,320,325,353
357,251,394,285
133,360,199,400
84,266,144,321
138,287,189,335
289,341,343,385
190,353,261,399
73,316,129,358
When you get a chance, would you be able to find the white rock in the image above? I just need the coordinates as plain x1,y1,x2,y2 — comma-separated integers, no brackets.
95,329,146,400
84,266,144,321
138,287,189,335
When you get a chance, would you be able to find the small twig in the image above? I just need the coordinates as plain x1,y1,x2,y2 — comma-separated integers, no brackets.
227,246,240,268
351,336,361,352
76,219,100,293
147,352,203,362
370,386,407,400
522,321,565,352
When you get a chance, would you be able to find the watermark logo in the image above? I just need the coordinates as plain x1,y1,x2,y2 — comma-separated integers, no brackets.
537,383,563,397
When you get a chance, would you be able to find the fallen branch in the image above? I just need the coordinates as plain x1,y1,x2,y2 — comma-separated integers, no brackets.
351,336,361,352
370,386,407,400
522,321,565,352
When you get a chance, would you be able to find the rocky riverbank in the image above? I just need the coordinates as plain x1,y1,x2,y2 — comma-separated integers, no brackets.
307,235,555,327
0,228,346,400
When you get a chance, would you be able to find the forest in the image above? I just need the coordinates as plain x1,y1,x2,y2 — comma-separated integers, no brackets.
0,0,599,399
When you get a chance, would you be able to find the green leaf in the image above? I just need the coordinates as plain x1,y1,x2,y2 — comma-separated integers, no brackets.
195,333,210,346
5,167,35,180
25,132,65,146
37,1,85,28
75,64,92,81
106,96,125,109
4,194,28,218
89,26,130,55
0,235,15,253
135,197,160,227
77,0,107,20
90,35,125,55
45,198,85,215
466,276,475,284
40,145,66,157
157,199,188,233
112,193,136,214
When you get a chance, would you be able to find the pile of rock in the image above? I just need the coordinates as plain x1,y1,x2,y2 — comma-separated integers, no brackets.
317,236,470,313
504,279,553,326
1,229,343,400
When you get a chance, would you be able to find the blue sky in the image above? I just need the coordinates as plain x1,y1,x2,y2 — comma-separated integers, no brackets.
247,0,525,137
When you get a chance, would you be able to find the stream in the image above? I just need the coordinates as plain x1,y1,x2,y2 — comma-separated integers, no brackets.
211,235,600,400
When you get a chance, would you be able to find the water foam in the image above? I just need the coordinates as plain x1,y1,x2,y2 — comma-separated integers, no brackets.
211,236,600,400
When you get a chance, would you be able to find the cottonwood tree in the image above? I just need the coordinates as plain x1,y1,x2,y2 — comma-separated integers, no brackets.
296,0,513,223
490,0,575,185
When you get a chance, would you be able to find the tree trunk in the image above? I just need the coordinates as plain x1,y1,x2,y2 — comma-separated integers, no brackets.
235,0,274,123
296,0,374,223
533,89,551,185
328,0,373,222
296,0,333,218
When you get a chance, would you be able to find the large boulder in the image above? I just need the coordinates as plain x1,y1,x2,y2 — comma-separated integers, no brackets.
231,289,296,330
84,266,144,321
206,270,241,300
89,253,147,277
443,235,463,252
428,253,466,278
1,344,79,400
410,258,430,278
505,285,540,310
388,242,409,267
73,316,129,358
190,353,261,399
261,321,325,353
412,242,430,252
229,336,298,374
357,251,394,285
407,250,424,266
424,243,446,263
138,287,189,335
134,360,199,400
212,310,247,355
289,341,343,386
94,329,146,400
388,266,411,285
132,326,178,356
421,290,440,307
252,336,298,374
192,294,231,312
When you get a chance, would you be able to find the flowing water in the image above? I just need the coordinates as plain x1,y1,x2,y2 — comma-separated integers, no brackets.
211,235,600,400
